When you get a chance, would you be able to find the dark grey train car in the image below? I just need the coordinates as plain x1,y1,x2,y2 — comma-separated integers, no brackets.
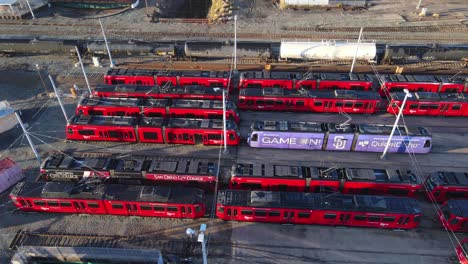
0,37,79,56
184,41,272,60
382,44,468,64
87,41,175,57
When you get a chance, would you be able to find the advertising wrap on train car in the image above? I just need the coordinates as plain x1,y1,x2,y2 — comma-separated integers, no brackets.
324,134,354,151
248,132,325,150
354,135,431,153
145,173,216,182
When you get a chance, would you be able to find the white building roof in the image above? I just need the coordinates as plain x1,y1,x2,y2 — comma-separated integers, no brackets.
0,0,18,6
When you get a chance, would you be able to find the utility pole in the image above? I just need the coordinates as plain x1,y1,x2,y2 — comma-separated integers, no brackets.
48,75,69,122
222,89,228,154
380,89,412,160
350,27,363,74
416,0,423,10
144,0,149,16
24,0,36,19
15,112,41,164
186,224,208,264
99,19,115,68
75,46,92,96
233,15,237,71
198,224,208,264
35,64,49,93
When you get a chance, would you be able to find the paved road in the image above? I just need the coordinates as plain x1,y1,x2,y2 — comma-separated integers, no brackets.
228,222,456,264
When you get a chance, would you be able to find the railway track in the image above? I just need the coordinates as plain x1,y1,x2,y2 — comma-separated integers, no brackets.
115,60,468,74
1,19,466,33
109,30,468,43
284,24,468,34
8,227,456,261
1,23,468,43
8,230,197,255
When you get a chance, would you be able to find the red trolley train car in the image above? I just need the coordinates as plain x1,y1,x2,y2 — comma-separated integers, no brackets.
457,238,468,264
216,190,422,229
77,97,240,123
230,163,422,197
92,85,225,100
239,71,301,89
381,74,467,94
40,153,217,191
66,115,241,146
425,171,468,203
138,117,240,145
238,88,381,114
388,92,468,117
77,97,142,116
104,68,231,89
239,71,374,91
438,199,468,232
297,72,374,90
10,181,206,219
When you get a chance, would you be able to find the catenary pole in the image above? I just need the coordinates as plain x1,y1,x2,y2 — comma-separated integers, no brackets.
75,46,92,95
350,27,363,73
380,89,412,160
99,19,115,68
25,0,36,19
416,0,423,10
15,112,41,164
198,224,208,264
233,15,237,70
48,75,69,122
222,89,228,153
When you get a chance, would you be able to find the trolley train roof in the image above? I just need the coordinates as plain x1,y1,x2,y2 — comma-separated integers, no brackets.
217,190,421,214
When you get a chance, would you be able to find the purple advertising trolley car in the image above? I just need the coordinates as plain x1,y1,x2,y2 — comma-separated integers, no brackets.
247,121,432,153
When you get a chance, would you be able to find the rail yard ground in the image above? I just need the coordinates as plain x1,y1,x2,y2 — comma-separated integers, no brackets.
0,0,468,43
1,0,468,263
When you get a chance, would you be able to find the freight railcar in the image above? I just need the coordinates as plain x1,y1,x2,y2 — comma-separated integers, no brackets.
184,41,272,60
0,37,80,56
87,41,175,57
382,44,468,64
279,40,377,62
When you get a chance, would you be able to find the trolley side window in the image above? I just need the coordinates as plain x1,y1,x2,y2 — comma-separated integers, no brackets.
241,210,253,216
33,200,46,206
324,213,337,219
87,202,100,208
143,132,158,140
78,130,95,136
111,203,124,209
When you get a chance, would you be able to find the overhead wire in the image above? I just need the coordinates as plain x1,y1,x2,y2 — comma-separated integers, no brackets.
372,64,467,260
